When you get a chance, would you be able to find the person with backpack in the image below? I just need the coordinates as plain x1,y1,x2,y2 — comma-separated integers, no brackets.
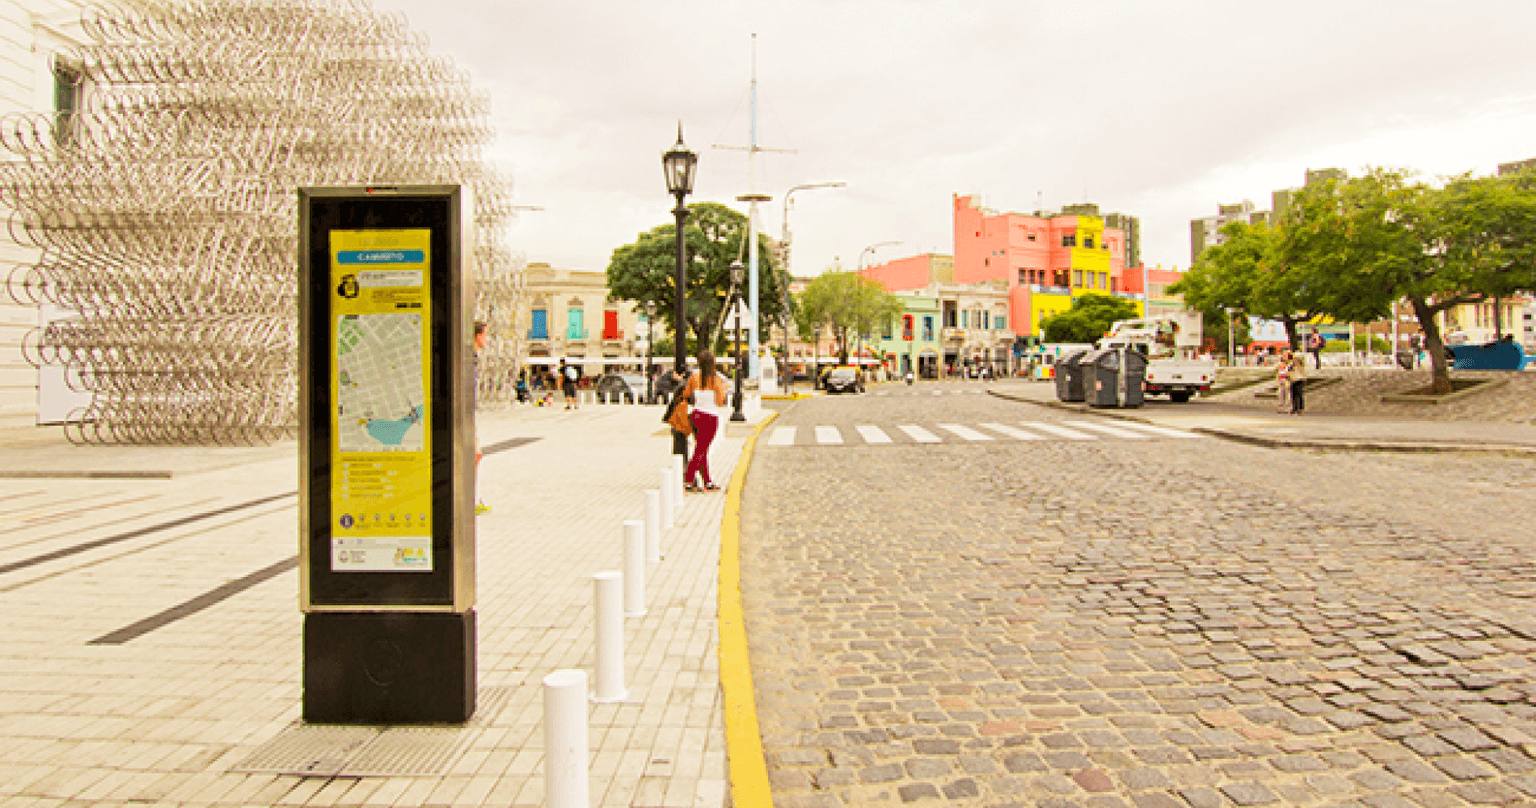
1308,332,1325,369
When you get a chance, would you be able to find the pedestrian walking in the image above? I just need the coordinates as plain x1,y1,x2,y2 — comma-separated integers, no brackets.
1275,351,1292,413
680,349,728,492
1289,349,1308,414
559,358,579,409
473,321,490,514
1308,332,1325,369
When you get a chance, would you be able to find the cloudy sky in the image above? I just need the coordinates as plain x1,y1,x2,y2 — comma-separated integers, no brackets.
371,0,1536,278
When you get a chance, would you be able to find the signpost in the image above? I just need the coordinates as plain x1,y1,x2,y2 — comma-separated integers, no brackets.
298,186,477,724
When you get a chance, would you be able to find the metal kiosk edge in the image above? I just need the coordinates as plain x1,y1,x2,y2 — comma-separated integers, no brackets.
298,186,477,724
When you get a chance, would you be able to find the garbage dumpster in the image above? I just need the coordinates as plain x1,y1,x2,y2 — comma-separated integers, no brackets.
1053,349,1090,402
1085,348,1148,408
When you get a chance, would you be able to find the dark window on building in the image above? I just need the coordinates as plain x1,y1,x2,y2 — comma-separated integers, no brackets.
1084,236,1094,249
52,60,80,146
1061,234,1076,248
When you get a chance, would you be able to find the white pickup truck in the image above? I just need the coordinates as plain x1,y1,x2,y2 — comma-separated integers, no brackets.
1095,315,1215,403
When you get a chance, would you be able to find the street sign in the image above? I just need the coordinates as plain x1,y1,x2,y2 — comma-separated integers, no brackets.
298,186,477,723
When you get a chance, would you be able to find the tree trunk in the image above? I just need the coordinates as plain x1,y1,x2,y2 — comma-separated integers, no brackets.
1279,316,1299,351
1409,297,1453,394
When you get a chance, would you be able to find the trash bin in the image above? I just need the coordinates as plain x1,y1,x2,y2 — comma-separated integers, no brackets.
1085,348,1147,408
1053,349,1090,402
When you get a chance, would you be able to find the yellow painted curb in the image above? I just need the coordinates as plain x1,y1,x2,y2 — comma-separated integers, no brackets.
720,409,779,808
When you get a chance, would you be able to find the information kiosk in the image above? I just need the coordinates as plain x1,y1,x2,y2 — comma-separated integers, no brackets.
297,186,476,723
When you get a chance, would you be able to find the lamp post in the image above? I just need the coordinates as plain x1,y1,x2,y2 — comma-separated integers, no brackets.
644,300,655,404
812,324,821,389
663,124,698,456
781,182,846,362
858,240,903,272
1224,307,1237,368
729,261,746,422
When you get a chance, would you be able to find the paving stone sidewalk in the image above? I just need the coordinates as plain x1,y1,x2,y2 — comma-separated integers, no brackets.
0,402,750,807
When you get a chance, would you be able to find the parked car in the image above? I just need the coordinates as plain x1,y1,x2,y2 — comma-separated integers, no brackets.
594,373,647,403
824,366,865,394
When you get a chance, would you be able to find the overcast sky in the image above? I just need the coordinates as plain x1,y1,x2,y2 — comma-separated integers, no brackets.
371,0,1536,279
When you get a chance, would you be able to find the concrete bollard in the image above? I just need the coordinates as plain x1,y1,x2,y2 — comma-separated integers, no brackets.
543,669,590,808
624,520,646,617
591,572,627,702
659,467,675,530
644,489,662,563
670,455,685,509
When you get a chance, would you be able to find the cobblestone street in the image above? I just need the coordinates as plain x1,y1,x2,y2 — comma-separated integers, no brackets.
738,386,1536,807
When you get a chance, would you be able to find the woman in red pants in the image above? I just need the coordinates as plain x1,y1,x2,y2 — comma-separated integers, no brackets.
681,349,729,492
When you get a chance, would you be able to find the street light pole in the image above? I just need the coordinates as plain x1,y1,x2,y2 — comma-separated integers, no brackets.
730,261,746,422
1225,307,1237,368
858,240,903,272
781,182,846,354
663,124,698,456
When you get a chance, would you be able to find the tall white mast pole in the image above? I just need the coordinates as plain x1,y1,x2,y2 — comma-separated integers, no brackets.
746,35,762,379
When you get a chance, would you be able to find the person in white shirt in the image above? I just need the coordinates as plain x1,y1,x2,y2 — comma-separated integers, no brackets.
682,349,729,492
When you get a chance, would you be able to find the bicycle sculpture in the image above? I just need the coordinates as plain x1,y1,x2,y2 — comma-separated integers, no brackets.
0,0,525,444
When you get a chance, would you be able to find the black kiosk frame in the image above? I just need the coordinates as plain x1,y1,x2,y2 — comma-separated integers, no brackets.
298,186,476,724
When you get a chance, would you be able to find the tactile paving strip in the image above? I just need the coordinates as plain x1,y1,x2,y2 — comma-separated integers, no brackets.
233,686,516,777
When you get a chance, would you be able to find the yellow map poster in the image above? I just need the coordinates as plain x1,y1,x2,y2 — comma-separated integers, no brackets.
329,229,434,572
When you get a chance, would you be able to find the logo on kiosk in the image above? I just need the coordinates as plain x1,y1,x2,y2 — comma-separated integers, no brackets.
339,513,355,528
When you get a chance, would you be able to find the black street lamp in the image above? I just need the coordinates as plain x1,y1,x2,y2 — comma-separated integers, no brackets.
644,300,655,404
729,261,746,422
663,123,697,456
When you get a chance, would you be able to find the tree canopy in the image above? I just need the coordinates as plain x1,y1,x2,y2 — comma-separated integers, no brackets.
796,269,904,364
605,202,785,354
1040,293,1140,344
1169,165,1536,392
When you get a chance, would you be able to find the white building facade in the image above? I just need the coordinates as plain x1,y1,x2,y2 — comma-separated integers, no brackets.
0,2,88,430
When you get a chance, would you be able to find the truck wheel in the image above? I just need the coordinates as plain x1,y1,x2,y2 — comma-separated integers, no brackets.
1170,391,1191,403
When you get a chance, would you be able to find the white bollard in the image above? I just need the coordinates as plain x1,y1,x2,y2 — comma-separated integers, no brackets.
623,520,646,617
644,489,662,563
671,455,685,509
592,572,627,702
543,669,590,808
659,467,675,530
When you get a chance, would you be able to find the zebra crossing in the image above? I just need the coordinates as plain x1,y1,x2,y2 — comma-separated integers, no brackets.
872,389,989,397
765,419,1202,447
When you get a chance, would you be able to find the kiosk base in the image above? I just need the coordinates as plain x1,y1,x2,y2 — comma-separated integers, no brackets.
303,610,476,724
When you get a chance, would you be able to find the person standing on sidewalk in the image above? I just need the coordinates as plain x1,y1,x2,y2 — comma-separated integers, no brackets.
559,358,579,409
1289,349,1308,415
680,349,728,492
1275,351,1292,413
473,321,490,514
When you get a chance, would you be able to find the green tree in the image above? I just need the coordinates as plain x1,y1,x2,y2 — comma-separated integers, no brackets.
797,268,903,364
1040,293,1140,344
606,202,785,354
1283,167,1535,393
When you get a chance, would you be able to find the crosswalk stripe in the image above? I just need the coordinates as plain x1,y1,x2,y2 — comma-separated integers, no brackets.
898,425,942,443
768,426,796,446
1110,421,1202,439
856,425,893,444
932,390,943,396
939,424,993,441
981,423,1044,440
1065,420,1150,439
815,426,843,445
1019,421,1097,440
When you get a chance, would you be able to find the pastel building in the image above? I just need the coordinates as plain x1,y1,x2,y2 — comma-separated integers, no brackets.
520,262,646,371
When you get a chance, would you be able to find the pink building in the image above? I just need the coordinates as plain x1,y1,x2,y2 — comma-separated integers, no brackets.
952,194,1128,338
860,253,953,291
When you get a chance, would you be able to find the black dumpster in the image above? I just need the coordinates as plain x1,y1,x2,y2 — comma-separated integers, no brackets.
1085,348,1148,408
1053,349,1090,402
